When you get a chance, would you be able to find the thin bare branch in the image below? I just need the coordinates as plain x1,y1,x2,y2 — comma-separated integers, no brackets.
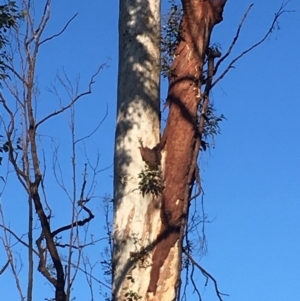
56,237,107,249
214,4,254,75
39,13,78,46
3,80,25,110
0,208,25,299
75,105,108,144
51,203,94,238
82,256,96,301
0,260,9,275
40,149,52,216
33,0,51,42
70,262,112,290
35,64,108,129
0,224,39,256
79,164,88,201
0,93,28,189
184,251,229,301
190,262,202,301
2,63,29,87
212,2,292,88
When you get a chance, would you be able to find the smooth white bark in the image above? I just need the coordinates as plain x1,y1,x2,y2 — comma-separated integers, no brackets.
113,0,161,299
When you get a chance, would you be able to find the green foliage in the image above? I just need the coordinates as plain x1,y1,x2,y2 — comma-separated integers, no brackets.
203,105,225,138
0,1,20,33
0,1,23,81
124,290,142,301
161,0,182,78
200,104,226,151
0,135,22,166
138,165,164,197
0,138,9,166
161,1,225,148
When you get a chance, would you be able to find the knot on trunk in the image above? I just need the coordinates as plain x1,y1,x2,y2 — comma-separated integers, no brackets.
139,140,161,168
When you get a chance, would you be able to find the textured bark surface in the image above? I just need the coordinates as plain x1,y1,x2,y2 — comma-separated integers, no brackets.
114,0,226,300
113,0,161,300
147,0,227,298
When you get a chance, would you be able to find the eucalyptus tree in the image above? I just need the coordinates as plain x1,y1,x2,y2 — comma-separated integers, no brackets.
113,1,227,300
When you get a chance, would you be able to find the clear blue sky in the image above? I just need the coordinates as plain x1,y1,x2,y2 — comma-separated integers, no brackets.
0,0,299,300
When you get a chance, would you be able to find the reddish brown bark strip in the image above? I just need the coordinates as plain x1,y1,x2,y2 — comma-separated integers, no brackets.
148,0,226,294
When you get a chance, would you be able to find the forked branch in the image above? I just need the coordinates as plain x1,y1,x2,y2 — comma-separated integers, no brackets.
213,1,292,88
35,64,108,129
183,250,229,301
213,4,254,75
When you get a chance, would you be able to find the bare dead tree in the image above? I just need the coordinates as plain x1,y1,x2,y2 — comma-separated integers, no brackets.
0,1,109,301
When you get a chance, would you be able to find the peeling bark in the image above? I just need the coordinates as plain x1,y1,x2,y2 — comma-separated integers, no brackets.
114,0,227,300
148,0,227,297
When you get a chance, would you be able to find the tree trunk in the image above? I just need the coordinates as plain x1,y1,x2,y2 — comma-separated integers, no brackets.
113,0,226,300
147,1,226,298
113,0,161,300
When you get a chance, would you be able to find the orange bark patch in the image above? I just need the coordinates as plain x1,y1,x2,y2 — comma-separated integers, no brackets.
147,0,227,294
